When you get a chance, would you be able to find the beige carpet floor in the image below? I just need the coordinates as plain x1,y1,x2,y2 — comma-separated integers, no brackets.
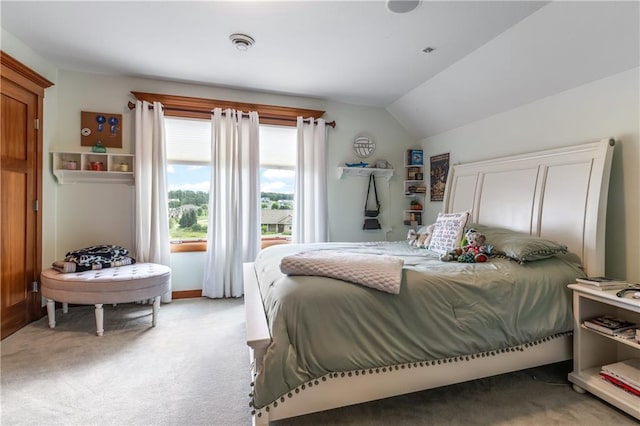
1,298,637,425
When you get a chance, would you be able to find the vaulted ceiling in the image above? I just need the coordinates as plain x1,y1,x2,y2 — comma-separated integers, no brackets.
2,1,638,139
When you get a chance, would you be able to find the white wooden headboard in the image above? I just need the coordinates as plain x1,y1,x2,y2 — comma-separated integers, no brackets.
443,138,615,276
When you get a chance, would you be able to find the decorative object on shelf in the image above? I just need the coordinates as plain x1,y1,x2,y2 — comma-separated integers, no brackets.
119,163,129,172
91,140,107,153
376,159,389,169
353,136,375,158
407,149,423,165
65,160,77,170
81,111,122,148
410,200,422,210
90,161,105,171
430,152,450,202
345,162,369,168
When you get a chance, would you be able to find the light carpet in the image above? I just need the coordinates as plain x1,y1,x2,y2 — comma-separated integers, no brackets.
1,298,637,425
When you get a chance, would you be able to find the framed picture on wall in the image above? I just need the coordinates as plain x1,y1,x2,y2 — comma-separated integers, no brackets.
430,153,450,202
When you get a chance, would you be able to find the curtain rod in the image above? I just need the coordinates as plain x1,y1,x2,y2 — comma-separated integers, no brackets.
127,101,336,128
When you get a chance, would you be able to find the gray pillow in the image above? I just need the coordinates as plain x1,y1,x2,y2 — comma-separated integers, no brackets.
468,223,568,263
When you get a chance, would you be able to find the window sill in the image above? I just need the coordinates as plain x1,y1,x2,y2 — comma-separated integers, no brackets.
170,238,291,253
170,241,207,253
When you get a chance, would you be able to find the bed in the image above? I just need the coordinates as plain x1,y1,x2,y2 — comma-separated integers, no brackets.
244,138,615,425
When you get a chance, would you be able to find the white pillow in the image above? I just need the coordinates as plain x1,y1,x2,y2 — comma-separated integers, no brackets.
428,211,470,254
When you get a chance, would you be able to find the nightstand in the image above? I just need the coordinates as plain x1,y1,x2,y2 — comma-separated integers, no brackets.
567,284,640,420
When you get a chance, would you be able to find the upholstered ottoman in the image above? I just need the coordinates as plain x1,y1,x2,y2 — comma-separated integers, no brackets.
41,263,171,336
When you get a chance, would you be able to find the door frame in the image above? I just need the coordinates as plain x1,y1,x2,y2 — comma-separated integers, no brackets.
1,51,53,332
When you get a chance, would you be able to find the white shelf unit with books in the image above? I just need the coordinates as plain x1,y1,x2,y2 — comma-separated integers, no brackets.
568,283,640,420
403,149,425,227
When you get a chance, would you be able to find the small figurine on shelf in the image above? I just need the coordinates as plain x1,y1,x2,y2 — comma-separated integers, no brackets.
92,140,107,153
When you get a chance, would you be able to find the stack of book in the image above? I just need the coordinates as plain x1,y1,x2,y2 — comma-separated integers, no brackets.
583,315,637,337
600,358,640,397
576,276,627,290
413,185,426,194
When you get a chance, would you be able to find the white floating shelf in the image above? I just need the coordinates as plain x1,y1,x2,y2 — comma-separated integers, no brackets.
51,151,135,185
337,167,394,180
53,170,134,185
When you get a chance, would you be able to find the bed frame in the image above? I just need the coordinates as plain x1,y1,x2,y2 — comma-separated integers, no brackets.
244,138,615,425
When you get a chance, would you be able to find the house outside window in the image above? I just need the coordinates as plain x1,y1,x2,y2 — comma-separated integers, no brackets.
165,118,296,250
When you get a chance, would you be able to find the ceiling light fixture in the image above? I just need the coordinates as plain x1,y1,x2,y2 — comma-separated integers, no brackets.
229,33,255,51
386,0,421,14
422,47,435,54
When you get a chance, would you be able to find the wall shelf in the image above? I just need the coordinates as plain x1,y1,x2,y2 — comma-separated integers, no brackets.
337,167,394,180
403,149,426,227
51,151,135,185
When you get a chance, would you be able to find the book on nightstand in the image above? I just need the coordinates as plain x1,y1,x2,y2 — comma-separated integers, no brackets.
575,276,627,290
583,315,637,335
600,358,640,396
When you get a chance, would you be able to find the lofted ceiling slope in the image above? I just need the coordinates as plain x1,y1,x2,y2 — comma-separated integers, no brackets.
1,1,638,139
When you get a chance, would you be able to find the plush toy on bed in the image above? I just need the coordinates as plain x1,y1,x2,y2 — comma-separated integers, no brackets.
407,224,435,249
407,229,418,246
440,228,494,263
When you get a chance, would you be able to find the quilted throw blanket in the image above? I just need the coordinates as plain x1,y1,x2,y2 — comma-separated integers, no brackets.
280,250,404,294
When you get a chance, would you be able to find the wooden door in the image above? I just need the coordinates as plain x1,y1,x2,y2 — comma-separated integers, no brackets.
1,52,52,339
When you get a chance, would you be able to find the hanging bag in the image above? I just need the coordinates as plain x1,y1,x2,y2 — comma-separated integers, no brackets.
363,173,382,230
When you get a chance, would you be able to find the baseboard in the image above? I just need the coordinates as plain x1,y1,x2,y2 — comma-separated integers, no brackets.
172,290,202,299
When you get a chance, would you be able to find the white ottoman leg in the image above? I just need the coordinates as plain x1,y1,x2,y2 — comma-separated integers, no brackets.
94,304,104,336
152,296,160,327
62,302,68,314
46,299,56,328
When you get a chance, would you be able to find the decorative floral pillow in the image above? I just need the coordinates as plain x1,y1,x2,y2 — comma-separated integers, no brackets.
428,211,470,254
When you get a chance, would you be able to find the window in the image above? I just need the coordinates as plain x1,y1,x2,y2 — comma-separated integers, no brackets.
165,118,297,251
259,125,296,247
165,117,211,247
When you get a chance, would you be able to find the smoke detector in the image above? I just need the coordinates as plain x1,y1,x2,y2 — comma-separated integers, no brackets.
386,0,421,14
229,33,255,51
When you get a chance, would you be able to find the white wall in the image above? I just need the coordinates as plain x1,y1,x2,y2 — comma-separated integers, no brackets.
1,29,59,275
419,68,640,282
1,29,414,292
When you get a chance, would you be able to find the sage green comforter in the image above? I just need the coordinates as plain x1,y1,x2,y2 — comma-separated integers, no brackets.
251,241,583,409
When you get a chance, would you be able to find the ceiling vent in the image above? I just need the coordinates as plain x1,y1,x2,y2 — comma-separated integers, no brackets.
229,33,255,51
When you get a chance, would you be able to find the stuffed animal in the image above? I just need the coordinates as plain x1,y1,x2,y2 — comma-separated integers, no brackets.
407,229,418,247
440,228,493,263
407,224,435,249
416,224,434,248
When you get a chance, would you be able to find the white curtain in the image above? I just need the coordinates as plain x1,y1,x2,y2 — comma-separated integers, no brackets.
134,100,172,302
293,117,328,243
202,108,260,298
